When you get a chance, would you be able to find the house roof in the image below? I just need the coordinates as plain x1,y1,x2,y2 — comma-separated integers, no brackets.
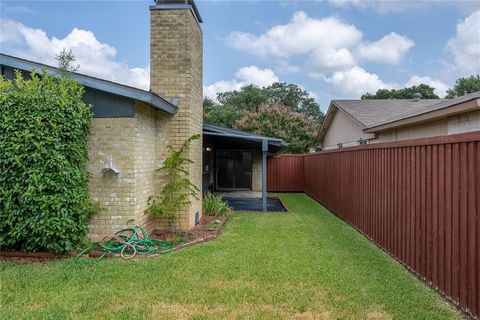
365,91,480,132
0,53,178,115
332,99,442,128
316,92,480,143
203,123,288,150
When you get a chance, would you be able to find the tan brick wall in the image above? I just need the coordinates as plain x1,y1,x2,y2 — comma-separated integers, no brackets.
150,6,203,231
86,4,203,239
252,149,262,192
133,102,158,233
87,118,137,241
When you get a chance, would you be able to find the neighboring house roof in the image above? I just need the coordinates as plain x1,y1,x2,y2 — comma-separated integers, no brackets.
0,53,178,115
332,99,442,128
203,123,288,149
316,92,480,143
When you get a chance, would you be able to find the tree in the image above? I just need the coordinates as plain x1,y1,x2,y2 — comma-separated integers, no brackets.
361,84,439,99
203,97,242,128
55,48,80,75
264,82,323,122
217,84,269,112
445,75,480,98
234,104,317,154
204,82,324,129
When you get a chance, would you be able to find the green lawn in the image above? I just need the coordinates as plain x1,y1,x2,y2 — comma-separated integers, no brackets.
0,194,459,319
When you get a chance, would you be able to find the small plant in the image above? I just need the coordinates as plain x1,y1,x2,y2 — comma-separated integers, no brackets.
204,220,221,232
203,193,232,217
146,134,200,226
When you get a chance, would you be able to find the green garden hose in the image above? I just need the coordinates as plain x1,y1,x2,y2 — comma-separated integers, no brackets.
75,224,174,261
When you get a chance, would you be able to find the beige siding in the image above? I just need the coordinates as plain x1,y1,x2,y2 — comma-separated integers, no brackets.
374,118,448,143
448,110,480,134
374,111,480,144
322,109,372,150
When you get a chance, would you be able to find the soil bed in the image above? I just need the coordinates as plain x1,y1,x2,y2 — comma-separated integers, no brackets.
153,216,228,251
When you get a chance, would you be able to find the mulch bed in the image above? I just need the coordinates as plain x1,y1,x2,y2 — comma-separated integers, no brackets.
153,215,228,252
0,251,73,262
0,216,228,262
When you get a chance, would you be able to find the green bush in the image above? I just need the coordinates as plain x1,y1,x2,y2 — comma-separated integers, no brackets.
203,193,232,217
146,134,200,224
0,70,97,253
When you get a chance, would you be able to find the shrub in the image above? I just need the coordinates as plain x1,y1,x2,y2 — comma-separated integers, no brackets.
203,193,232,217
0,70,97,253
146,134,200,225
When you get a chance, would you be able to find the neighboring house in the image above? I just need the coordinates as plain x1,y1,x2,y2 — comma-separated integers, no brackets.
315,92,480,150
0,0,285,241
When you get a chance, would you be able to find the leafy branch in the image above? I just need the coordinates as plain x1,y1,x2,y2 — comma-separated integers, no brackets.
146,134,200,224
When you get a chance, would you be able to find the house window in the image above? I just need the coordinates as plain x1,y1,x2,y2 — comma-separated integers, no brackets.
357,138,368,145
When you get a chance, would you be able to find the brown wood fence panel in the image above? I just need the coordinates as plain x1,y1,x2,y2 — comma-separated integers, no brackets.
267,155,304,192
268,132,480,318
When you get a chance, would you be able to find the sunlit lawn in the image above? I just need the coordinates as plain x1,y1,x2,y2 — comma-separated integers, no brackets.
0,194,459,319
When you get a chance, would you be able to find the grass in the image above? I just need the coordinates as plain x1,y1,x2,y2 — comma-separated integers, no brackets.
0,194,459,319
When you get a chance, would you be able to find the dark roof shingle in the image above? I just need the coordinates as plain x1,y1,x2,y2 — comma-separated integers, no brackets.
333,91,480,129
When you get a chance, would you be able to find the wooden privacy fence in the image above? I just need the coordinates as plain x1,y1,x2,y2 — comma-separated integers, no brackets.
268,132,480,319
267,155,304,192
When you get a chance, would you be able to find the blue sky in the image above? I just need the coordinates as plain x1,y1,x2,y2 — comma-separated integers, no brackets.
1,0,479,109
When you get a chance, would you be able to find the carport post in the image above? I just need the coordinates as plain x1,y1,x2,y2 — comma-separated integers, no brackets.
262,139,268,212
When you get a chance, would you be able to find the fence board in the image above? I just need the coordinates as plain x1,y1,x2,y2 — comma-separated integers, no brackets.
267,155,304,192
267,131,480,319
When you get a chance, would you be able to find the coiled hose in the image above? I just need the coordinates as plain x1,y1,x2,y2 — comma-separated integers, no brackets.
75,224,174,261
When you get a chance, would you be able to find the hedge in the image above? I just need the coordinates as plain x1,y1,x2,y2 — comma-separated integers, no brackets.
0,70,97,253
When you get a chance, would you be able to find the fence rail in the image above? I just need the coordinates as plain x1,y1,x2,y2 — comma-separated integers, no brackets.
267,132,480,319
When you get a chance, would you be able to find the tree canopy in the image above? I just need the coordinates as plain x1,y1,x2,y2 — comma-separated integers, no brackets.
361,84,439,99
203,82,323,154
234,104,317,154
205,82,324,125
445,75,480,98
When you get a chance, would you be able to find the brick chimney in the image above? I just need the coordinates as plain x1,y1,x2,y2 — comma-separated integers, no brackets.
150,0,203,231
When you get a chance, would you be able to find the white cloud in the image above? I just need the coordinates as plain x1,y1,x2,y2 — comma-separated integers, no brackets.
356,32,414,64
446,10,480,76
310,47,356,71
325,66,394,98
328,0,426,13
227,11,415,78
0,18,149,90
326,68,450,99
405,75,449,98
227,11,362,73
204,66,279,100
329,0,480,14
